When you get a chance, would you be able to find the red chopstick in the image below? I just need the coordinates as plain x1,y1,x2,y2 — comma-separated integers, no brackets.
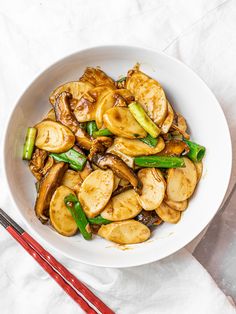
0,209,115,314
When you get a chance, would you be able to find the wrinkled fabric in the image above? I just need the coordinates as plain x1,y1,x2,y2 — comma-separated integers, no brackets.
0,0,236,313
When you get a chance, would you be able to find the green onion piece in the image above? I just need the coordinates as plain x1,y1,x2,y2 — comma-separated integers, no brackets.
22,127,37,160
184,139,206,162
64,194,92,240
128,102,161,138
116,77,126,83
69,163,83,171
134,156,185,168
50,153,68,163
88,215,111,225
86,121,98,136
139,134,158,147
93,128,113,138
50,149,87,171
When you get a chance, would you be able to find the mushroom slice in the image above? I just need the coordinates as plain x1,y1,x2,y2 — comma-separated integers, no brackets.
50,186,78,236
44,108,56,121
126,68,167,125
54,92,79,133
61,169,83,193
89,137,113,159
78,169,114,218
54,92,92,150
103,107,147,139
40,156,55,177
35,120,75,153
80,67,115,87
153,216,163,226
164,198,188,212
98,220,150,244
137,168,166,211
161,102,174,134
171,113,190,139
157,140,189,156
91,153,141,194
194,161,203,183
29,148,48,181
171,125,190,140
166,157,197,202
35,162,68,222
106,144,134,168
112,185,132,197
113,137,165,157
136,210,160,227
101,189,142,221
155,202,181,224
49,81,93,106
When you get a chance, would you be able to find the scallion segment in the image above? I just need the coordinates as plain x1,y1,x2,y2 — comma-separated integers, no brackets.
50,149,87,171
128,102,161,138
184,139,206,162
88,215,111,225
22,127,37,160
64,194,92,240
139,134,158,147
134,156,185,168
92,128,113,138
86,121,98,136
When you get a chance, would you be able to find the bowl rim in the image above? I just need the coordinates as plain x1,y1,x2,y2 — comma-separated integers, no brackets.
2,44,232,267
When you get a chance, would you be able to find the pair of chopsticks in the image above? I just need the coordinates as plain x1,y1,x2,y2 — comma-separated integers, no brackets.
0,208,114,314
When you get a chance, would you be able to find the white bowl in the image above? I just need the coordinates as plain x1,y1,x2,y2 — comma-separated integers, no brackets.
3,45,232,267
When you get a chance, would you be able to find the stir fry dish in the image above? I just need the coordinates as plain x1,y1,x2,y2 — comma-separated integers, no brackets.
22,65,206,245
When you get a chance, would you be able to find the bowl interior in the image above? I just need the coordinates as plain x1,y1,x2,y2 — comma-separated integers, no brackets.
4,46,232,267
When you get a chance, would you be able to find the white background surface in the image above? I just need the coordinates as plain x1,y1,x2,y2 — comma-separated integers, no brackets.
0,0,236,313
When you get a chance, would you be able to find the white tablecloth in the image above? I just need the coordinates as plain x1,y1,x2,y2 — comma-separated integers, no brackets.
0,0,236,313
